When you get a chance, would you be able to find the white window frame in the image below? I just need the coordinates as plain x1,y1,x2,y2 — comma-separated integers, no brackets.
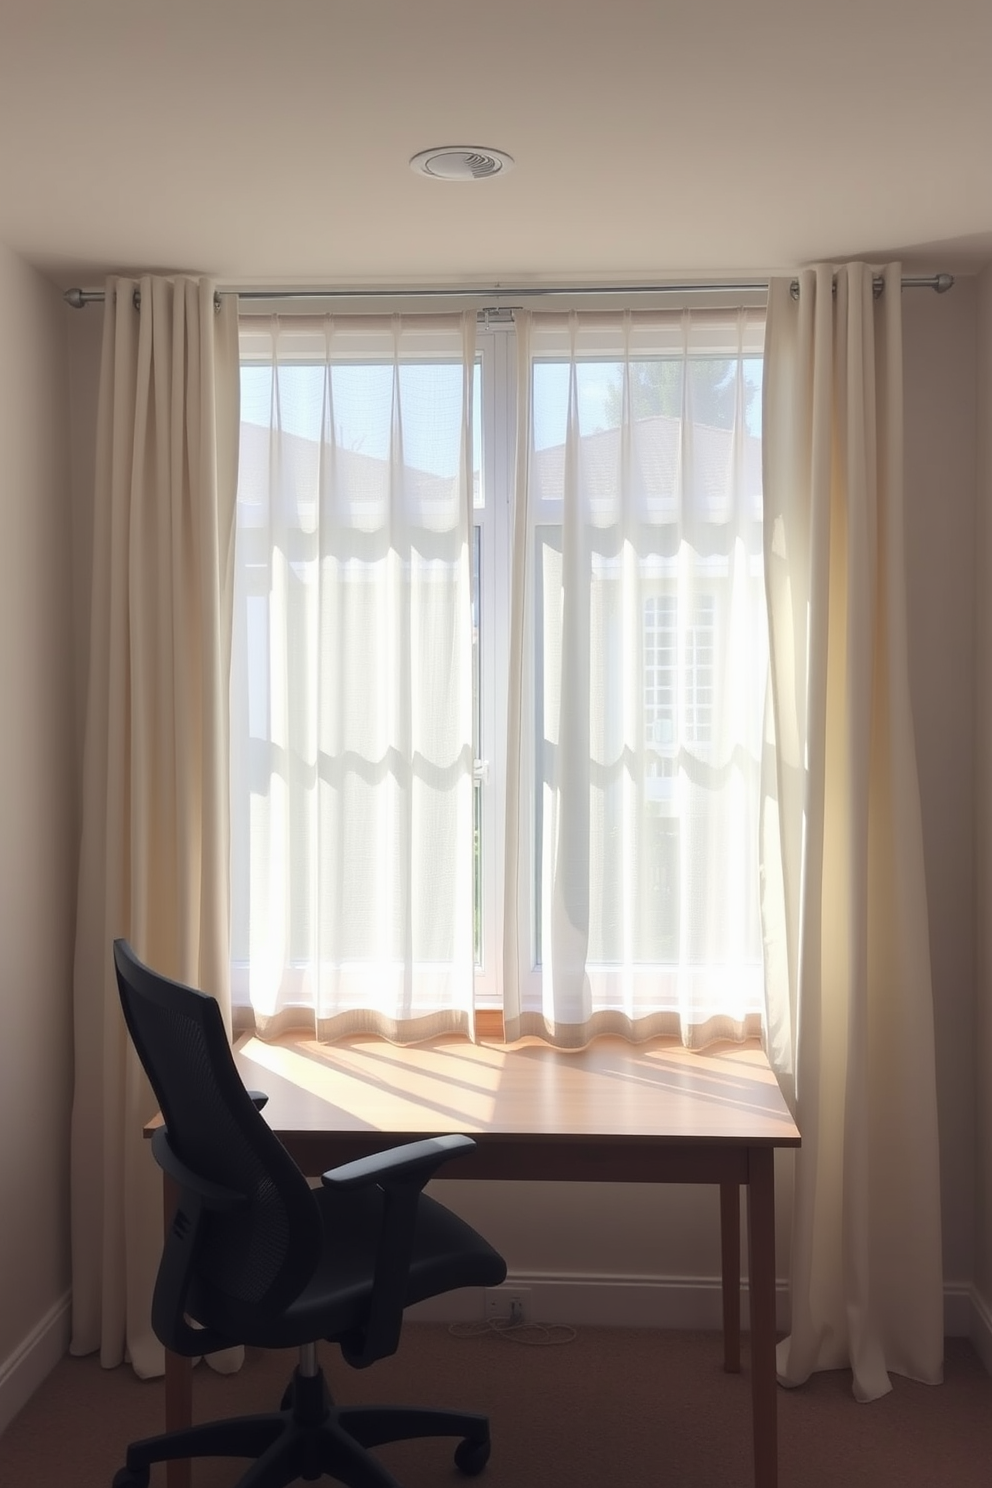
513,322,766,1023
233,307,764,1021
472,326,512,1009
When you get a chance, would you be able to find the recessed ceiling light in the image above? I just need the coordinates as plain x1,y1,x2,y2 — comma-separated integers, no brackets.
410,146,514,182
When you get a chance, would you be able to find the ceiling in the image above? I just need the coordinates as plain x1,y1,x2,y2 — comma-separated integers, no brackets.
2,0,992,293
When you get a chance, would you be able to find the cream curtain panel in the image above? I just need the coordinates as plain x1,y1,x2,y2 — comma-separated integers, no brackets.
504,308,767,1046
70,276,240,1375
230,313,478,1041
761,263,943,1400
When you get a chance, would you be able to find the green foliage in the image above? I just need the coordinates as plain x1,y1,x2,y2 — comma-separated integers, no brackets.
602,356,761,431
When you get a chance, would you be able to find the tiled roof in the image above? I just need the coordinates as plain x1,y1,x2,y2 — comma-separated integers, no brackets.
531,413,762,521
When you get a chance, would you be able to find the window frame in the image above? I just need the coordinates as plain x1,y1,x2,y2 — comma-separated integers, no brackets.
231,306,765,1025
472,326,512,1010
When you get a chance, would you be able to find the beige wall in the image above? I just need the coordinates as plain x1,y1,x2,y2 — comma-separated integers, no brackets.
0,243,76,1385
975,266,992,1316
903,282,978,1291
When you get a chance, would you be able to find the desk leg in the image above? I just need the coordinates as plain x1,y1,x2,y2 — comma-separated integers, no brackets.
747,1147,778,1488
720,1182,741,1373
162,1175,193,1488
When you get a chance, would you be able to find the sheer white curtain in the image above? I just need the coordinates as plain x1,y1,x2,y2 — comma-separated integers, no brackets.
70,276,240,1374
230,313,478,1041
761,263,943,1400
504,308,767,1046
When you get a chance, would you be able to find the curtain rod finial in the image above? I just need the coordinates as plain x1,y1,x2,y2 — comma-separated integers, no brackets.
64,288,86,309
935,273,954,294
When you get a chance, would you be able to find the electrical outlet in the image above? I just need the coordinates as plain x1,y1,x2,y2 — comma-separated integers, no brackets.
484,1286,531,1322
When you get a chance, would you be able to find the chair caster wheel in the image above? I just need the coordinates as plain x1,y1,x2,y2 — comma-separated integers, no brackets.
454,1436,491,1475
113,1468,150,1488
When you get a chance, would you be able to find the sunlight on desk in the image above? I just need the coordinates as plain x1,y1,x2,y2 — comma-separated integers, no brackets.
234,1033,798,1148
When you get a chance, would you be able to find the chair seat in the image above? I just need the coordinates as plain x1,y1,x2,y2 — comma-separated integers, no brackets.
191,1182,506,1351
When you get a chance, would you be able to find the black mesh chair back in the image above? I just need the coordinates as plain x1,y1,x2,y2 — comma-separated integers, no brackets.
111,938,507,1488
114,939,321,1323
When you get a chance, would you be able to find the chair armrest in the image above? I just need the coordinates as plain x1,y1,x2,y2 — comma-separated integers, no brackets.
149,1127,246,1356
320,1133,476,1192
321,1134,477,1368
151,1127,246,1212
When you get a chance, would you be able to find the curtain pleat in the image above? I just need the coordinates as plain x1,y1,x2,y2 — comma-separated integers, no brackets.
761,263,944,1400
70,276,240,1375
229,313,477,1041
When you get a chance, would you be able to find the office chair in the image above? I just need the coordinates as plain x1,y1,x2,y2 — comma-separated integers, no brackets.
111,938,508,1488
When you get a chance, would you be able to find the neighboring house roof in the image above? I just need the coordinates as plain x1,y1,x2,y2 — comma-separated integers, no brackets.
530,413,762,522
238,412,760,525
237,420,478,518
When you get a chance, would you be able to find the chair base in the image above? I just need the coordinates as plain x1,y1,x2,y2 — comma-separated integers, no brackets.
112,1364,492,1488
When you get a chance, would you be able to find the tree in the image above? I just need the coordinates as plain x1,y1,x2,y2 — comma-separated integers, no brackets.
603,356,761,431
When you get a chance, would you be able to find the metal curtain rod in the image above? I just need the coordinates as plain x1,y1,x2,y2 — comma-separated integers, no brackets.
63,273,955,311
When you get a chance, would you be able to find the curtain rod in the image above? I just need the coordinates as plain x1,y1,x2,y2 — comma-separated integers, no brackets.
63,273,955,311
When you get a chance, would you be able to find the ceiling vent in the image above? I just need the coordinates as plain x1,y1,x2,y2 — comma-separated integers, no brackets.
410,147,514,181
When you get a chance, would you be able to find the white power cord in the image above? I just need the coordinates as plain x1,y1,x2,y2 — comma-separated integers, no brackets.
449,1315,577,1347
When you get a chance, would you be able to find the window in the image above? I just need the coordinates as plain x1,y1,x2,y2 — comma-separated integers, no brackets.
503,312,766,1041
231,306,767,1042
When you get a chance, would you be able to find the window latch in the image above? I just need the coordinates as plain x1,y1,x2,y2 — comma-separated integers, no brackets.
473,759,491,783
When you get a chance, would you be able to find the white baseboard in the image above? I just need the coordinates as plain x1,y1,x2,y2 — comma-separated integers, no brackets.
410,1274,992,1363
968,1286,992,1374
2,1277,986,1433
0,1291,72,1437
943,1282,975,1339
406,1272,792,1333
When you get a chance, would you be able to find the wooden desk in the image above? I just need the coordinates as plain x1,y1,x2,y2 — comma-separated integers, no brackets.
156,1034,799,1488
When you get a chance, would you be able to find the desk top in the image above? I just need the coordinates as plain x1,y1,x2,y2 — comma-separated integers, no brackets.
230,1034,800,1151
